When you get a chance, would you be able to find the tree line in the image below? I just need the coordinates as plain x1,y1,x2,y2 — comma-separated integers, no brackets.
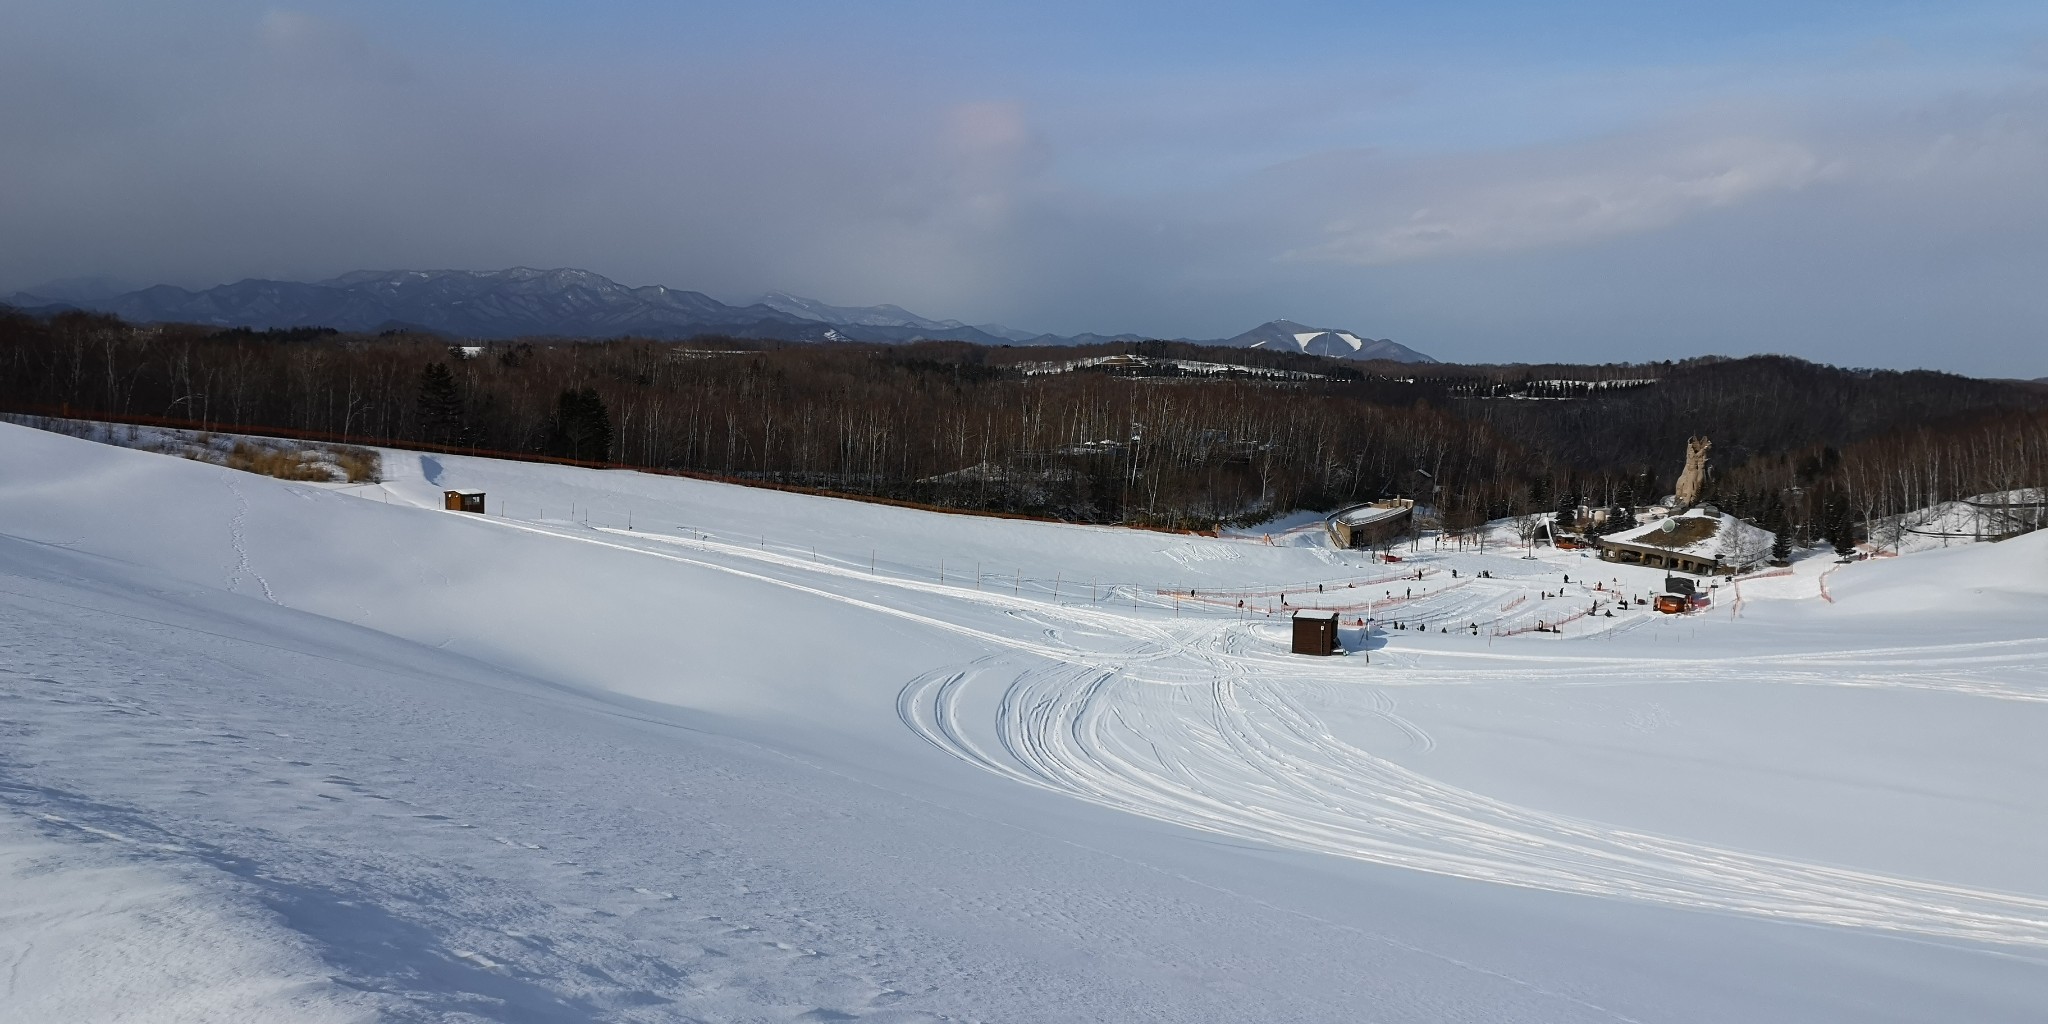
3,309,2043,535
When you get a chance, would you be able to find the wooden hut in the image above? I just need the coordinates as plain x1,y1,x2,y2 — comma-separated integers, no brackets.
443,490,486,514
1291,610,1340,656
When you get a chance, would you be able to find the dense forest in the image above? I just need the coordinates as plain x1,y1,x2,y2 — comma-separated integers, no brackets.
3,308,2044,537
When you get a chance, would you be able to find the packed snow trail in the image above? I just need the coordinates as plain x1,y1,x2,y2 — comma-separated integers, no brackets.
461,514,2048,948
899,651,2048,949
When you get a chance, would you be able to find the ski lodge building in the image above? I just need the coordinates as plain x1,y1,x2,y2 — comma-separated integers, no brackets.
1595,508,1770,576
1324,498,1415,549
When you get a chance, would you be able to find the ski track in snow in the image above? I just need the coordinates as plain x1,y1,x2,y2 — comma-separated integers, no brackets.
222,476,277,604
466,516,2048,950
899,648,2048,951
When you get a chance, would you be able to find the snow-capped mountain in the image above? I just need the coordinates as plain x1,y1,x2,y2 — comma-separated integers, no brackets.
9,268,1436,361
1222,319,1437,363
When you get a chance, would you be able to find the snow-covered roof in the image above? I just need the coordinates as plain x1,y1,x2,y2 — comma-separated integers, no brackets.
1601,509,1771,562
1964,487,2046,507
1333,502,1411,528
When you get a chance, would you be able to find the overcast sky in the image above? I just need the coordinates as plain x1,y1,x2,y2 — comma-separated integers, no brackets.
5,1,2047,375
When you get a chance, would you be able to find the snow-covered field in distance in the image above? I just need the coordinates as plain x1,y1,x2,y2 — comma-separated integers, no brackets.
3,420,2047,1022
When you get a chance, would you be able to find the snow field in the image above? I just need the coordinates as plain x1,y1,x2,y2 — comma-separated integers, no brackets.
536,516,2048,945
337,440,2048,944
0,815,378,1024
6,420,2048,1022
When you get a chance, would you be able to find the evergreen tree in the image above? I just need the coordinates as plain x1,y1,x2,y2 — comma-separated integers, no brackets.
549,387,613,462
1826,496,1858,558
1554,486,1578,535
415,361,464,445
1601,504,1632,536
1765,491,1793,563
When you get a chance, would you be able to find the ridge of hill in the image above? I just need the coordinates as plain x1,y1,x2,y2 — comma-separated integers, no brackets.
3,269,1434,362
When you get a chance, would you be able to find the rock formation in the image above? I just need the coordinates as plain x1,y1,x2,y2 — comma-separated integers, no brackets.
1675,436,1711,509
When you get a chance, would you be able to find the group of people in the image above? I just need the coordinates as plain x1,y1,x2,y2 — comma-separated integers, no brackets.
1289,562,1694,637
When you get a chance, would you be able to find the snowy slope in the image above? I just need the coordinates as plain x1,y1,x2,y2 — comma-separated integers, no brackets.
4,421,2048,1022
0,813,378,1024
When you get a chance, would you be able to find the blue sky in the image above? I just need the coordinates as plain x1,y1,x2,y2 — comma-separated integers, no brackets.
5,2,2047,374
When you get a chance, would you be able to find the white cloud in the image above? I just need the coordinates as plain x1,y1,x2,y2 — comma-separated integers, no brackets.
1288,134,1838,265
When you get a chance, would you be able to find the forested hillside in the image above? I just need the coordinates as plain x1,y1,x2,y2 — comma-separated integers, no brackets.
4,309,2043,534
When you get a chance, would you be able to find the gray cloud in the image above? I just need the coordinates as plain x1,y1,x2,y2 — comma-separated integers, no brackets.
2,5,2045,377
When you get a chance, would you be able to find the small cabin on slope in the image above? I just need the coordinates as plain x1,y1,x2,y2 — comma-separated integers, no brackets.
1292,610,1340,656
443,490,486,514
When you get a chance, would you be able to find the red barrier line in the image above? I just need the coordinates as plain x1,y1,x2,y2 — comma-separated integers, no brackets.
1500,605,1595,636
1178,577,1481,615
1152,570,1423,600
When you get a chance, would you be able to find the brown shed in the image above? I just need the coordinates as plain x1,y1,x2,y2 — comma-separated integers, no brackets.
1291,610,1340,656
443,490,486,514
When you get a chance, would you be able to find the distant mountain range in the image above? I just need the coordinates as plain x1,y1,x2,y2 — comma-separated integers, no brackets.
3,267,1437,363
1224,319,1436,362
